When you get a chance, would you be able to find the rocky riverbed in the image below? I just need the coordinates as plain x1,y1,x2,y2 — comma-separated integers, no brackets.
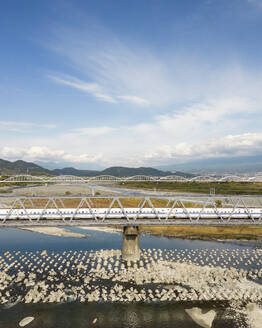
1,248,262,327
0,248,261,305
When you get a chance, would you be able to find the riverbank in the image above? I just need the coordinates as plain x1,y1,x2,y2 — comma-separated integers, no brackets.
117,181,262,195
140,225,262,241
20,227,87,238
16,225,262,242
0,184,118,197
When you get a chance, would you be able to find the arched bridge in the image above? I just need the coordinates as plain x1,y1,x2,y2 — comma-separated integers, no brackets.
1,174,262,184
0,196,261,227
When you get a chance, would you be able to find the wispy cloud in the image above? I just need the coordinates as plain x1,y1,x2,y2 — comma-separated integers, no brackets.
117,95,150,106
93,93,116,103
49,75,98,93
71,126,115,137
48,74,117,103
47,21,262,113
0,121,56,133
47,24,176,107
49,74,149,105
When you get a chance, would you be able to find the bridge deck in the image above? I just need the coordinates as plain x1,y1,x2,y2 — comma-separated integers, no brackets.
0,219,261,227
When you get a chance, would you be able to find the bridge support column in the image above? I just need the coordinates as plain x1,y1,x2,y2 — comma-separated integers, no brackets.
122,226,140,262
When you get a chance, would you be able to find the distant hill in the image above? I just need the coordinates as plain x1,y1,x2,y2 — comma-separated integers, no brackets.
53,167,99,177
52,166,192,177
0,159,192,178
100,166,192,177
0,159,51,175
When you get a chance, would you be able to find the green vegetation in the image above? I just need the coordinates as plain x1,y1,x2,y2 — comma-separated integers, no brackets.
0,159,52,175
119,181,262,195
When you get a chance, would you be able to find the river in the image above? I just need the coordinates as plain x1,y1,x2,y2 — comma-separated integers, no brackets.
0,227,261,328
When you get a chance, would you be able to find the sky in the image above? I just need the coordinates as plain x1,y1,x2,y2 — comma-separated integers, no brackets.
1,0,262,169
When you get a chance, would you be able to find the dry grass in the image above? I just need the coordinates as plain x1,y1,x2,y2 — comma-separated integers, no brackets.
120,181,262,195
140,225,262,240
8,197,204,209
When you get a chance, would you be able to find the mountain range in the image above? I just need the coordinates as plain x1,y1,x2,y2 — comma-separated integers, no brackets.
1,154,262,177
0,159,192,178
157,155,262,174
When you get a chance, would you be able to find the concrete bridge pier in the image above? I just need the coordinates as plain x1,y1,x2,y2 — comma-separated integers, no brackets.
122,226,140,262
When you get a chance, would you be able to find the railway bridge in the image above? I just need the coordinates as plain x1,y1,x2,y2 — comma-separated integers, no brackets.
0,196,261,261
1,173,262,183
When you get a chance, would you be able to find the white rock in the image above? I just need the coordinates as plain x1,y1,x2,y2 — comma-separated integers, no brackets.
41,250,47,257
185,307,216,328
19,316,35,327
246,303,262,328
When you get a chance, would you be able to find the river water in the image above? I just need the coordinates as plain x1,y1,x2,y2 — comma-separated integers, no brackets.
0,227,261,328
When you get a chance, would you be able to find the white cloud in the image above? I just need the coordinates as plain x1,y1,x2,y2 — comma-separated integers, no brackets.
2,21,262,167
154,97,259,133
1,130,262,167
144,133,262,163
71,126,115,137
1,94,260,167
0,121,56,133
0,146,102,164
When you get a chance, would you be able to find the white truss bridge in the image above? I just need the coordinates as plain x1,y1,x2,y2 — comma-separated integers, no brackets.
1,174,262,184
0,196,261,227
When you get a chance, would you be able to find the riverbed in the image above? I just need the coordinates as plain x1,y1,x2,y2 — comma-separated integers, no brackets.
0,228,261,327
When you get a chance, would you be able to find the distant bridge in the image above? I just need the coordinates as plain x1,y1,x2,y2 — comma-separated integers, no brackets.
0,196,261,227
1,174,262,184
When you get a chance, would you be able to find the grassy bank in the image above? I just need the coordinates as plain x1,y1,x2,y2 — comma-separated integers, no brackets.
118,181,262,195
139,225,262,240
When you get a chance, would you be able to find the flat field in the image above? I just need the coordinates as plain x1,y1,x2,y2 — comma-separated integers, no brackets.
118,181,262,195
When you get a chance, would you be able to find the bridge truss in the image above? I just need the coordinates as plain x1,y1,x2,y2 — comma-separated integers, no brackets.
1,174,262,184
0,196,261,227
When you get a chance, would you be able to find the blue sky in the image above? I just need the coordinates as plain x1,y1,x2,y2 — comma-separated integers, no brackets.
1,0,262,168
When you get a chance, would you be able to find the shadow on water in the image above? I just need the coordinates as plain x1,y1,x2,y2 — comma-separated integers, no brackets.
0,302,240,328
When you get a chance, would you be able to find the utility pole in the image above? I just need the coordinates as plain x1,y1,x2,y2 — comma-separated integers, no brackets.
210,188,215,196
